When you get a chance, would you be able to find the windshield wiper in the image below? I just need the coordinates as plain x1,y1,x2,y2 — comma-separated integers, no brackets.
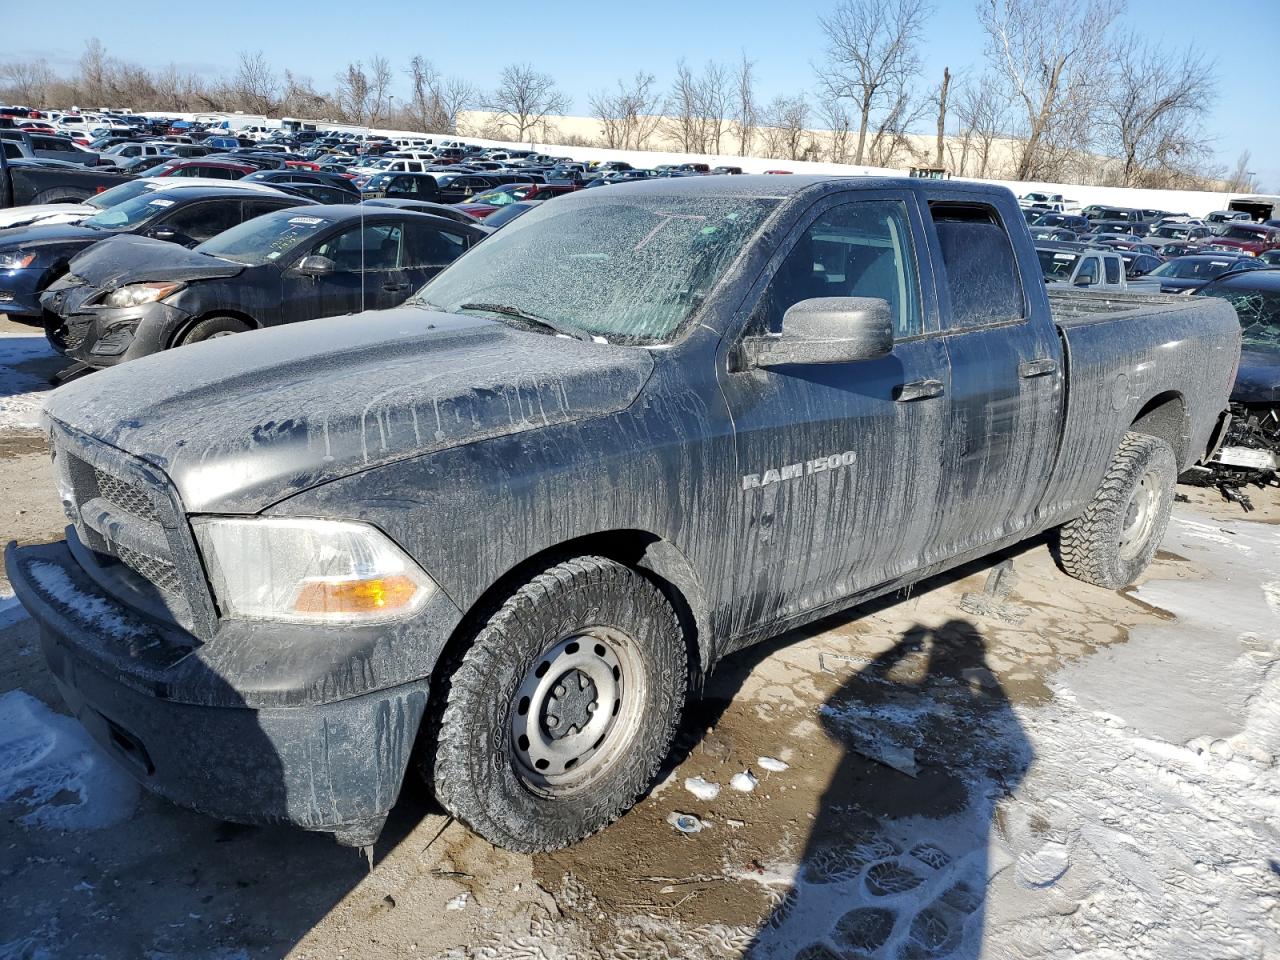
457,302,592,341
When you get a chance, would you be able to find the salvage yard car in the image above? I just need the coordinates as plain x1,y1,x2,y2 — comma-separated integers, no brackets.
41,205,485,366
6,176,1240,854
0,185,310,322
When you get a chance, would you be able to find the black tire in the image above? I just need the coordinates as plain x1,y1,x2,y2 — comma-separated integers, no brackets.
1057,432,1176,589
428,556,687,852
179,315,251,346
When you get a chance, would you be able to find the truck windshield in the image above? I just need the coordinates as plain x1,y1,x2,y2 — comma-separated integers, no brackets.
1037,249,1079,280
412,194,778,343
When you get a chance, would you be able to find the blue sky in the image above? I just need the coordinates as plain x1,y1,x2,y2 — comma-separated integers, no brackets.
9,0,1279,189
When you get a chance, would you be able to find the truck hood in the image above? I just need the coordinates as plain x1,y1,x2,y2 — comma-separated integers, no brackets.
66,234,245,288
1232,345,1280,404
43,306,655,513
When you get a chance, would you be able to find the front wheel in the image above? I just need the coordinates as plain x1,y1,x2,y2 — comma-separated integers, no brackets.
1056,432,1176,589
428,556,687,852
178,315,251,346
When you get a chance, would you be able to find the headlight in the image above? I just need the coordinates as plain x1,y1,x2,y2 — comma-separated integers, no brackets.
101,281,185,308
0,251,36,270
192,517,435,623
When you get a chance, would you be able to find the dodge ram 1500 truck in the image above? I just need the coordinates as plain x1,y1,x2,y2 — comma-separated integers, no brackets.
6,176,1240,853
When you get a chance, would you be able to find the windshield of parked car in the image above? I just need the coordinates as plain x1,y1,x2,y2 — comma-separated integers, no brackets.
1148,257,1240,280
1197,284,1280,349
84,178,158,210
1037,249,1079,280
1218,226,1264,241
195,210,329,266
1152,225,1189,239
81,193,178,230
412,194,778,343
469,188,524,206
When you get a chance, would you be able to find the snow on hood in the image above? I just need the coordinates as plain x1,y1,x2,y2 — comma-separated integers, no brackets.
0,203,95,231
44,306,654,513
66,234,245,288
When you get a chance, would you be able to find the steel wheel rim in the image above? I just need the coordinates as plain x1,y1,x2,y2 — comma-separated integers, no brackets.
207,330,237,339
1119,469,1160,561
510,627,647,796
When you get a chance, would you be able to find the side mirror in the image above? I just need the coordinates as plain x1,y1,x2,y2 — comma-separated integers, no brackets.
1073,274,1095,287
295,255,335,277
147,227,176,241
743,297,894,368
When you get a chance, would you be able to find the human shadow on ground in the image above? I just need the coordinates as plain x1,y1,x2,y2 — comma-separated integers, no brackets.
744,618,1032,960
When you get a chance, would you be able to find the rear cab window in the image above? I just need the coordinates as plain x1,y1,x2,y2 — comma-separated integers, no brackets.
928,202,1025,327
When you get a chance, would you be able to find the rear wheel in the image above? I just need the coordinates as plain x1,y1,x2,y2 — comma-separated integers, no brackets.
428,556,687,852
1057,432,1176,589
179,315,250,346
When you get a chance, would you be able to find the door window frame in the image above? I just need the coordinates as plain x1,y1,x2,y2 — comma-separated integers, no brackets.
923,198,1030,333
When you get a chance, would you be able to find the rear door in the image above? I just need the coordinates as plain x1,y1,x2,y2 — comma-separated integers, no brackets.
923,199,1065,554
718,190,951,629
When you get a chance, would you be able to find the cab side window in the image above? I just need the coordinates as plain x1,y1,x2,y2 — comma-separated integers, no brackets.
163,202,243,243
929,203,1024,327
1076,257,1099,285
314,222,403,271
761,199,923,338
1103,256,1121,285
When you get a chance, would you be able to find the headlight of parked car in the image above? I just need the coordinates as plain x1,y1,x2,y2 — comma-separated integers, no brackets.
0,252,36,270
192,517,435,623
100,281,185,308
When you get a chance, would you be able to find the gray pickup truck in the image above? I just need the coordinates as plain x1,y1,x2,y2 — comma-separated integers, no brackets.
7,176,1240,853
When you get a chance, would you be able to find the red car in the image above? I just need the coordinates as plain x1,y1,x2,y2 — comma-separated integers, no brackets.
1208,222,1280,257
141,158,256,180
456,182,576,218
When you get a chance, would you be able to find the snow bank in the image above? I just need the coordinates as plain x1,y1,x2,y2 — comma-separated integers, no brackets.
0,333,57,432
0,690,139,830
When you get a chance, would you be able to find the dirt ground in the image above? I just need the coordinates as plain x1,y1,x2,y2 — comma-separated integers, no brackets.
2,316,1277,959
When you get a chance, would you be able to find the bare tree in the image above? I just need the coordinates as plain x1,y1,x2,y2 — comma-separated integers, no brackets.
951,72,1009,177
819,98,855,163
335,62,371,124
933,66,951,168
0,60,54,106
816,0,931,165
865,84,927,166
734,53,757,157
366,56,394,126
233,50,278,116
978,0,1118,181
665,59,704,152
589,72,662,149
486,63,569,142
78,38,109,105
1224,150,1258,193
759,95,813,161
1101,35,1216,187
407,57,473,134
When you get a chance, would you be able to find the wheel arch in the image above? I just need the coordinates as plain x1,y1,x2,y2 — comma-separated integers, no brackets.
432,529,712,699
1129,390,1189,467
169,309,260,348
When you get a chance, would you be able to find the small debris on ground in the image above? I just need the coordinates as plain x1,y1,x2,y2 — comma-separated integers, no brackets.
683,776,720,801
666,812,706,834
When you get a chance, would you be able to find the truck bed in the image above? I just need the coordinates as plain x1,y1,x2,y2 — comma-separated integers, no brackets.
1048,287,1198,326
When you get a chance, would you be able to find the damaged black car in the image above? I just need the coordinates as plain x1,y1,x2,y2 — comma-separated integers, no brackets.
1191,269,1280,503
40,205,486,367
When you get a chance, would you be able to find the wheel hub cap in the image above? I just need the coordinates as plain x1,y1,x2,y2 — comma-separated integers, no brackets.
543,669,598,739
510,628,645,795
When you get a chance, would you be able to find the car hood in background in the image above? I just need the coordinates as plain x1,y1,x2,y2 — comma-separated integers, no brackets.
1232,345,1280,404
65,234,245,288
44,307,655,513
0,203,96,231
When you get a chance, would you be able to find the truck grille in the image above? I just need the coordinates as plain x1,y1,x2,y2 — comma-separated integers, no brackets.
95,469,161,523
51,424,218,639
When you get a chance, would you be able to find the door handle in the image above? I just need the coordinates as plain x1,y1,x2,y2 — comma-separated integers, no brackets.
382,282,410,293
895,378,944,402
1019,357,1058,378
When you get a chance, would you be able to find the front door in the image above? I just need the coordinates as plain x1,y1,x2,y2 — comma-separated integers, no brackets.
717,191,951,635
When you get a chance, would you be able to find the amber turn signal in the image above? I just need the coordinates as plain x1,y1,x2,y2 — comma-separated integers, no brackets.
293,574,422,615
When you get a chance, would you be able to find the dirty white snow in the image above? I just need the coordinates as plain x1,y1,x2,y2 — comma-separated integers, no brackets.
0,332,56,431
730,771,759,793
685,776,721,801
0,690,139,830
757,757,789,773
